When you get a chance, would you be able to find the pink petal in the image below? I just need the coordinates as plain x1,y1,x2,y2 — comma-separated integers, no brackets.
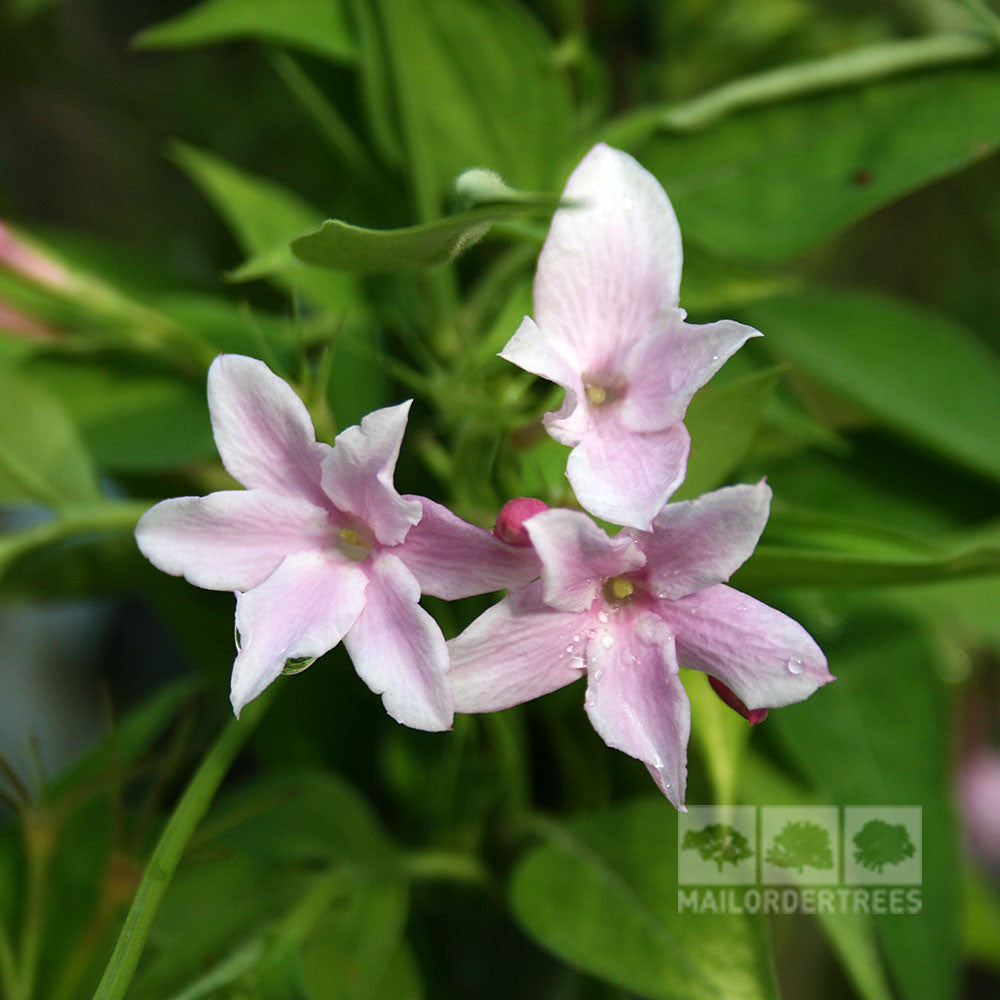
583,613,690,808
667,585,834,711
532,144,682,373
208,355,331,508
631,482,771,600
525,508,645,612
320,401,422,547
449,581,588,713
394,497,541,599
343,553,453,731
565,419,690,531
136,490,330,592
620,319,761,432
708,676,768,725
230,550,368,716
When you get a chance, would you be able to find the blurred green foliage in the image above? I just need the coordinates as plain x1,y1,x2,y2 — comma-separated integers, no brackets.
2,0,1000,998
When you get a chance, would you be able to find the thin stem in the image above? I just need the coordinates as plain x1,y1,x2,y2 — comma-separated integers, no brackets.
269,52,385,187
0,909,19,1000
398,850,492,890
0,501,151,581
91,691,273,1000
18,808,56,1000
601,31,998,146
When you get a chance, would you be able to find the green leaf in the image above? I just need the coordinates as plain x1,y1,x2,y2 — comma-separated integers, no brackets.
365,0,572,212
168,142,361,314
744,288,1000,483
733,508,1000,588
135,0,356,64
299,883,421,1000
0,365,100,506
22,356,215,473
291,202,554,273
963,861,1000,972
769,610,960,1000
510,799,779,1000
637,62,1000,261
674,367,780,500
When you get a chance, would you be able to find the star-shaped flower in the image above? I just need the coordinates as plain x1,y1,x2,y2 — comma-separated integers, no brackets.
501,143,760,530
136,354,539,728
448,481,833,807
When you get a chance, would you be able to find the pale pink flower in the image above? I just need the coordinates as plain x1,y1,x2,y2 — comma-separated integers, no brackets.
501,143,760,530
136,354,539,728
958,751,1000,871
449,482,833,808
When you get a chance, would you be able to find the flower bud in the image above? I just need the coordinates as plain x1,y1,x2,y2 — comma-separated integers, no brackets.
0,222,70,290
493,497,549,547
708,675,768,725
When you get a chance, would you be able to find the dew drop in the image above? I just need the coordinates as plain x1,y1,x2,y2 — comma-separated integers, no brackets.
598,610,609,623
735,603,748,613
565,645,575,654
689,606,701,615
786,656,804,675
601,633,614,648
711,354,719,361
572,634,581,644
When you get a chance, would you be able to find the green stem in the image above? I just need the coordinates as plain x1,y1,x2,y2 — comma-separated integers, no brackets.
398,850,492,890
91,692,273,1000
0,502,151,581
956,0,1000,39
18,809,54,1000
601,31,998,146
0,909,18,1000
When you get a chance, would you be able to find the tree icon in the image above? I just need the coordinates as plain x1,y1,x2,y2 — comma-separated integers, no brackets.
852,819,916,873
682,823,754,872
765,820,834,873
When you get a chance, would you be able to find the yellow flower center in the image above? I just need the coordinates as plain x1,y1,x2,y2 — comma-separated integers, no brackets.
610,577,634,599
337,526,372,561
585,383,608,405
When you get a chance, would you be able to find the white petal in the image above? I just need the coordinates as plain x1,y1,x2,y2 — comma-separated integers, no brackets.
631,482,771,599
136,490,329,592
394,497,540,599
321,401,422,547
533,144,683,373
343,553,453,731
230,551,368,716
208,354,330,507
583,613,690,808
565,419,690,531
668,585,834,710
620,319,761,432
525,508,645,612
449,581,588,713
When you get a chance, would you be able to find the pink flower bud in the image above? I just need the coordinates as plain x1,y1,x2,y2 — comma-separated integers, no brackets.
0,300,60,340
958,752,1000,870
493,497,549,547
0,222,70,290
708,675,768,725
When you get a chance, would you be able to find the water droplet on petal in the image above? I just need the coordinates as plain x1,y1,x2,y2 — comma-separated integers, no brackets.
786,656,804,675
601,633,614,648
735,603,748,612
598,611,609,623
572,634,581,644
689,606,701,615
565,645,575,654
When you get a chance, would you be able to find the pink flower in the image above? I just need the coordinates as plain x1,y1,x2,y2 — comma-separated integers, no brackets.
493,497,549,546
136,354,539,728
501,143,760,530
448,482,833,808
958,751,1000,871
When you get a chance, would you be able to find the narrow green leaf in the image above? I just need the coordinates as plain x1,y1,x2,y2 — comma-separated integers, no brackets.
0,366,100,506
675,367,780,500
744,289,1000,483
367,0,573,212
135,0,356,64
734,509,1000,588
168,142,362,314
636,62,1000,261
510,800,779,1000
291,202,555,273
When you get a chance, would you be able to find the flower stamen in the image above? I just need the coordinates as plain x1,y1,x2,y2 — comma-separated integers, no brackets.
585,383,608,405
